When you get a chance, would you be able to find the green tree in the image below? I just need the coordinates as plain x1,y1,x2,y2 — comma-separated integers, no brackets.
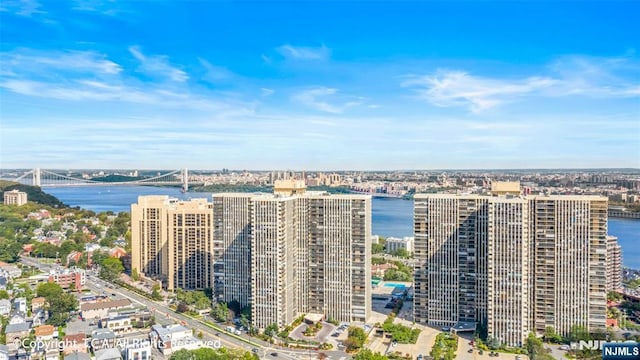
372,243,385,254
543,326,562,343
212,302,230,322
567,325,590,343
36,282,63,299
151,284,163,301
525,332,555,360
345,326,367,351
392,248,410,258
0,239,22,262
99,257,124,282
168,349,193,360
607,291,623,302
264,323,279,338
0,290,9,299
352,349,389,360
131,267,140,281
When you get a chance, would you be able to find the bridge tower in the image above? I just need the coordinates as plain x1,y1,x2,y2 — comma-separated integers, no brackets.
33,168,41,187
182,168,188,192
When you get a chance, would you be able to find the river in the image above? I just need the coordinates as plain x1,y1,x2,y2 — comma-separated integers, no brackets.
43,186,639,268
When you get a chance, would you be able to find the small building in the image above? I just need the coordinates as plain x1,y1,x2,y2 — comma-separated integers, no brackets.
150,324,202,355
101,314,133,334
62,334,87,355
0,344,9,360
0,276,7,291
32,297,47,312
13,297,27,314
48,267,86,291
124,340,152,360
90,329,116,352
94,348,122,360
81,299,131,320
64,352,91,360
5,323,30,346
34,325,56,341
0,299,11,316
0,263,22,278
3,189,28,206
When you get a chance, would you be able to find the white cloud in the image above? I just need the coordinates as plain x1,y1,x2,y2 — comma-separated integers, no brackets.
1,49,121,75
129,46,188,82
0,0,44,17
403,56,640,112
276,44,331,61
292,87,362,113
260,88,275,97
199,58,235,83
402,70,556,112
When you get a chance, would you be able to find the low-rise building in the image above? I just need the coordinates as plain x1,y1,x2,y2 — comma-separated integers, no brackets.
3,189,28,206
0,263,22,278
94,348,122,360
64,352,91,360
0,299,10,316
31,297,46,313
101,314,133,334
34,325,56,341
13,297,27,313
81,299,131,320
4,323,30,348
150,324,202,355
124,340,151,360
90,329,116,352
0,345,8,360
48,267,85,291
62,334,87,355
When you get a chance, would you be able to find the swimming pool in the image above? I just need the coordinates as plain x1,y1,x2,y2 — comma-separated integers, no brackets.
383,283,407,288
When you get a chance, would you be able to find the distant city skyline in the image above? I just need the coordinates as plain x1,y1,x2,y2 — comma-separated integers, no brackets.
1,1,639,169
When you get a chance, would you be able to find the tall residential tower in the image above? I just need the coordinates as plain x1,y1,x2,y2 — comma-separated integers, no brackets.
414,192,608,347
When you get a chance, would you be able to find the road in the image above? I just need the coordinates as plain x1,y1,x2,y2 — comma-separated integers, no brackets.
20,256,348,360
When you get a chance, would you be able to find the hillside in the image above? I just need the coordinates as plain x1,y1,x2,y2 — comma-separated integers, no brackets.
0,180,67,208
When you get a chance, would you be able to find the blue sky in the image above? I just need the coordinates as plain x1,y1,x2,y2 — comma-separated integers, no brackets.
1,1,639,170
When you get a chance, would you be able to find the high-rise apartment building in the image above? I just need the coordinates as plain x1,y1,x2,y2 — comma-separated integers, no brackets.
414,193,607,347
212,182,371,329
606,235,622,292
131,196,214,291
3,189,27,206
212,194,252,307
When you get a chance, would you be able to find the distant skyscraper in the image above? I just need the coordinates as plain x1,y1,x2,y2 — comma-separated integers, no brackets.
606,235,622,292
131,196,214,291
414,191,607,347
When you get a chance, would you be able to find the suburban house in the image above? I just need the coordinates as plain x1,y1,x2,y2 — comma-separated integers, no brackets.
62,334,87,355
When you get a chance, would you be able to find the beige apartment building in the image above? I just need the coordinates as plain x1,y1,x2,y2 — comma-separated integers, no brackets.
3,189,27,206
606,235,622,292
414,192,608,347
131,196,214,291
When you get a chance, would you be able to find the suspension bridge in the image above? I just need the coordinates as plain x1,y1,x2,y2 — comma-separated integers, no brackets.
3,168,196,190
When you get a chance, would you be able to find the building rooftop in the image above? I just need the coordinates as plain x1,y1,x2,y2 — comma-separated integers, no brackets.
5,322,30,333
81,299,131,312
